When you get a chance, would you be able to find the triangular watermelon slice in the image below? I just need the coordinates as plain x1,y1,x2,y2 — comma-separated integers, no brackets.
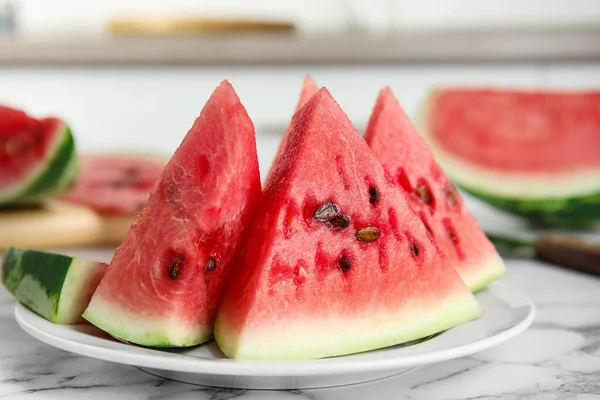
265,75,319,182
364,87,506,292
215,88,482,360
83,81,262,347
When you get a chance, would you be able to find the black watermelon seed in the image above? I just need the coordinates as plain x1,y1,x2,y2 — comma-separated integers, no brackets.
313,202,339,222
411,242,420,256
415,185,433,204
369,186,380,205
327,214,350,230
339,255,351,273
444,187,458,207
205,257,217,272
168,254,184,279
356,226,381,242
449,231,458,243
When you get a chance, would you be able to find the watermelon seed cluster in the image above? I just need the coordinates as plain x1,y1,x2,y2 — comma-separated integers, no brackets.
312,202,350,230
168,254,184,279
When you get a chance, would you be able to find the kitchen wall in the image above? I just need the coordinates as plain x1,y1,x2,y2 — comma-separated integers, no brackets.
14,0,600,36
1,62,598,175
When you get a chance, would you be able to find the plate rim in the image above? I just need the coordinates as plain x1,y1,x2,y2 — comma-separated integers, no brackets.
14,282,535,377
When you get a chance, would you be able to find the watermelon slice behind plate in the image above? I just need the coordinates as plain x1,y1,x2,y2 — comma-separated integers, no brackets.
364,87,506,292
83,81,262,347
264,75,319,182
0,105,78,206
61,153,165,214
417,88,600,227
215,88,482,361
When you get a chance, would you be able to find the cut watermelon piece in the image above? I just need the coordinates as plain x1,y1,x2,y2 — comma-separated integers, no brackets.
83,81,262,347
364,87,506,292
418,88,600,226
62,153,165,214
215,88,482,361
0,106,78,205
265,75,319,182
2,247,106,324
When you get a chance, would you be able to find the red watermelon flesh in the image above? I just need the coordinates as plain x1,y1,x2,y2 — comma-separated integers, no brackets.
426,89,600,173
83,81,262,347
62,153,165,214
265,75,319,182
0,107,64,192
215,88,482,360
364,87,506,292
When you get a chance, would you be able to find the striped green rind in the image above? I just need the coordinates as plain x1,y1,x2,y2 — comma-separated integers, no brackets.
2,247,72,322
0,123,78,205
2,247,105,324
461,185,600,228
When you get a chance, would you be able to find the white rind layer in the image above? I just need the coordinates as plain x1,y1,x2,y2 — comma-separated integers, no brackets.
417,95,600,200
83,295,211,347
57,259,105,325
216,290,483,361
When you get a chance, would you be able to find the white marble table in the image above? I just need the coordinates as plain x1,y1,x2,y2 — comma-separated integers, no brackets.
1,249,599,399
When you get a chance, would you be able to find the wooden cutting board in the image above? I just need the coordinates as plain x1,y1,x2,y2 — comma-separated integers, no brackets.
108,16,295,36
0,201,133,250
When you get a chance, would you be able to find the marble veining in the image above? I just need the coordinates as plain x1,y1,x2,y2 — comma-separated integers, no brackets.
1,250,600,399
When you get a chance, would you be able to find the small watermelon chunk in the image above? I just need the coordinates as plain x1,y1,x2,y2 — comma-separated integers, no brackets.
2,247,106,324
83,81,262,347
364,87,506,292
265,75,319,182
0,106,78,205
215,88,482,361
62,153,165,214
418,88,600,226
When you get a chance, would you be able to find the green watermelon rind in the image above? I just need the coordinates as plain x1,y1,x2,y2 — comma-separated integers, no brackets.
2,247,105,324
0,123,78,205
460,184,600,228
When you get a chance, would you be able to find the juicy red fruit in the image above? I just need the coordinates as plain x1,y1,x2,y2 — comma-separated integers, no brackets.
83,80,262,347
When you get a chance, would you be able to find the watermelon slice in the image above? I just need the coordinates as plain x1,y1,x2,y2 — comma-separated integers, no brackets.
364,87,506,292
62,153,165,214
215,88,482,361
265,75,319,182
0,106,78,205
2,247,106,324
417,88,600,226
83,81,262,347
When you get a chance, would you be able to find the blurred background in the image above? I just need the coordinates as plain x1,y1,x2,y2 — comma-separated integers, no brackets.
1,0,599,164
0,0,599,251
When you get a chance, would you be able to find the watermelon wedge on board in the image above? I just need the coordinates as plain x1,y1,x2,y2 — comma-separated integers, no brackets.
265,75,319,182
215,88,482,361
417,88,600,227
364,87,506,292
0,106,77,205
62,153,165,214
83,81,262,347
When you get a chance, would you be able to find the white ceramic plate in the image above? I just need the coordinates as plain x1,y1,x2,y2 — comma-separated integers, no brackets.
15,282,534,390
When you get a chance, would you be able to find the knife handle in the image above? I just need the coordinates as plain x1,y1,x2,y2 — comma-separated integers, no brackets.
533,234,600,276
